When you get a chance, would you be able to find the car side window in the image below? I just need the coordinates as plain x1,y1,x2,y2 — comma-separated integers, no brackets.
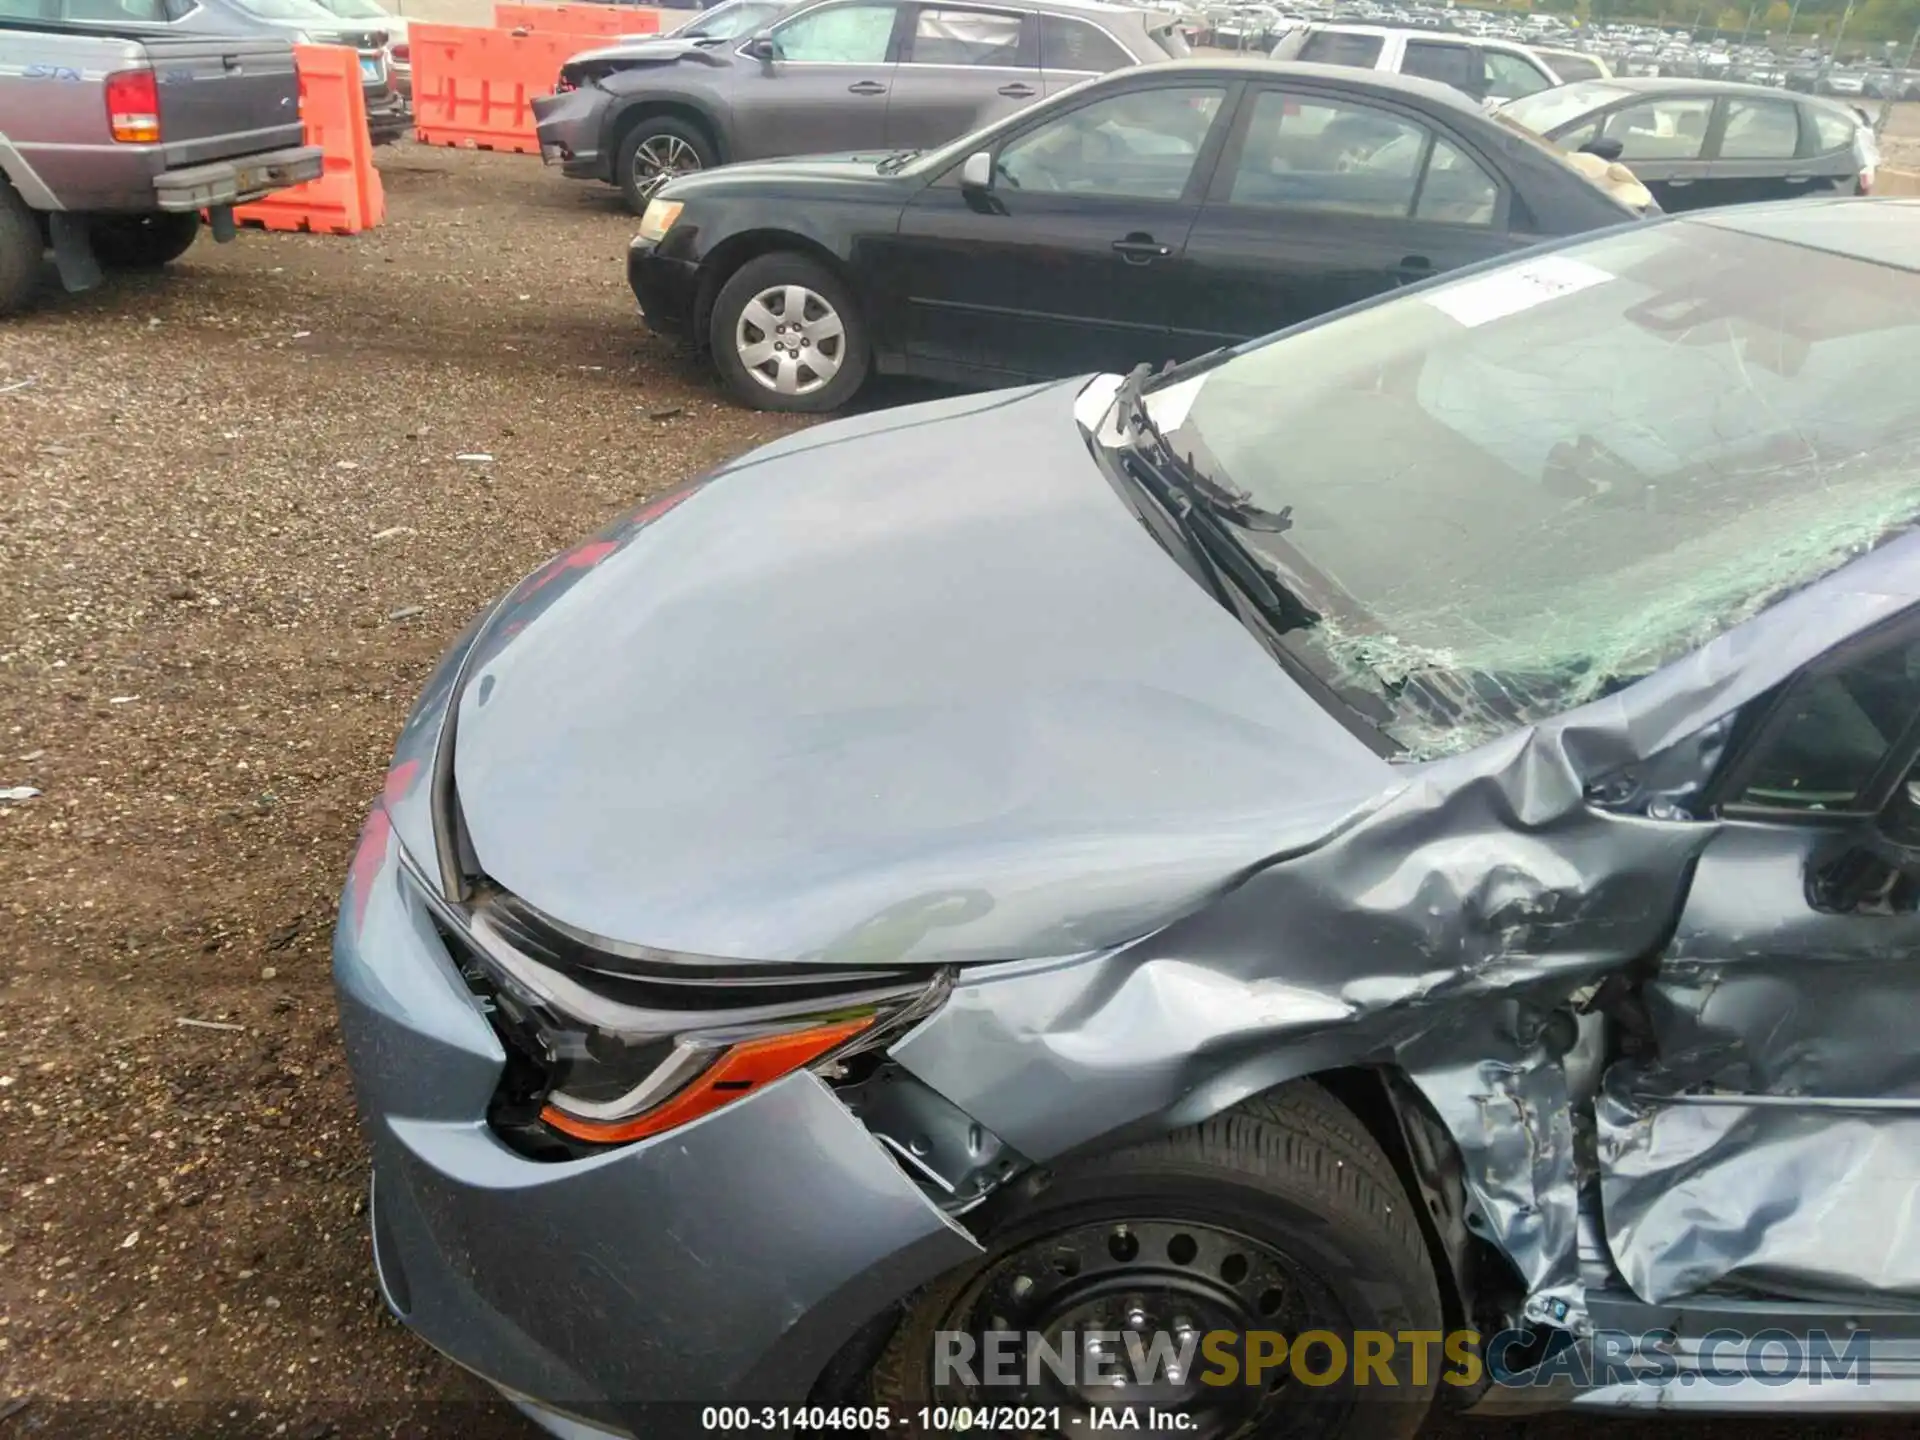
906,7,1027,67
1809,106,1859,154
1483,49,1550,100
1225,90,1430,219
1719,98,1801,160
1038,15,1133,74
1402,39,1477,94
1546,53,1604,82
1296,31,1384,69
63,0,168,17
1600,97,1714,160
1414,136,1499,226
770,3,898,62
995,85,1225,200
1735,631,1920,813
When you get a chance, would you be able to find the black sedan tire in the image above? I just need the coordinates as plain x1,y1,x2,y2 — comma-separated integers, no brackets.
90,212,201,270
616,117,716,215
870,1081,1445,1440
0,180,42,316
709,252,870,413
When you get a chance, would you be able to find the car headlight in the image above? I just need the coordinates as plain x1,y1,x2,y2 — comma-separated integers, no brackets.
637,198,684,244
415,871,950,1150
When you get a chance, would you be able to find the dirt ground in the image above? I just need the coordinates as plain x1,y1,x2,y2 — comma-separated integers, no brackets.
0,144,1905,1440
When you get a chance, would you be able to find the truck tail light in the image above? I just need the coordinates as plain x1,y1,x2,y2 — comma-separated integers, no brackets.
106,70,161,144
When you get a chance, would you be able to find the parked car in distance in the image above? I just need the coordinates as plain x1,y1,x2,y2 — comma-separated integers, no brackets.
0,14,322,313
1501,77,1879,212
340,198,1920,1440
626,59,1648,411
532,0,1192,212
309,0,410,105
1271,23,1559,103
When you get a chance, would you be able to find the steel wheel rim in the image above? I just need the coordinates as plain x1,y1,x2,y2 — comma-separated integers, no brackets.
734,284,846,396
931,1216,1354,1440
632,134,702,199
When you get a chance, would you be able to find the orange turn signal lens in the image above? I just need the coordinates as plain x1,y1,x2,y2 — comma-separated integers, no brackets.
539,1014,874,1145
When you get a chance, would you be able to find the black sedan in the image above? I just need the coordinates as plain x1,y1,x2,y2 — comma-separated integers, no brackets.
625,59,1650,411
1501,77,1879,214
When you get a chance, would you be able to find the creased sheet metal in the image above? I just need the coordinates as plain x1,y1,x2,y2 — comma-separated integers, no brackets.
895,531,1920,1333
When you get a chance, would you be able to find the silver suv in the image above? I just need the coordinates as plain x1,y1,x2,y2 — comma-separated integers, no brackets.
533,0,1190,212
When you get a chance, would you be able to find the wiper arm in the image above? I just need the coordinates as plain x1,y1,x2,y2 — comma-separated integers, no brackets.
1113,363,1294,533
1108,365,1319,634
875,148,922,174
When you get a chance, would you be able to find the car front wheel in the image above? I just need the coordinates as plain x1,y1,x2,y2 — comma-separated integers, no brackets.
869,1081,1446,1440
617,117,716,215
708,252,869,413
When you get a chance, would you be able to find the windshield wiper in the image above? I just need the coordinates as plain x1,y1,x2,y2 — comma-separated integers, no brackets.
1109,364,1319,633
1113,363,1295,533
874,149,922,174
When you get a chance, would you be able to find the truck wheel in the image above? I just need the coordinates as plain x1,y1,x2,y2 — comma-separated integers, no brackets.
616,117,715,215
708,252,869,413
0,181,42,316
91,213,201,270
870,1081,1446,1440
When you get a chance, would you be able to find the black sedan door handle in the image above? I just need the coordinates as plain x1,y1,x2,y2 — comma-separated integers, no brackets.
998,82,1037,97
1112,234,1172,264
847,80,888,95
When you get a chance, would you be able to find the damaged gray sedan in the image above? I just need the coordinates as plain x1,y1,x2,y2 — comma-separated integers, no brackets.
334,196,1920,1440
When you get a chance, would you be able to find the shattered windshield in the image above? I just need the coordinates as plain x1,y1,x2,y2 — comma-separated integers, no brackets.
1151,216,1920,760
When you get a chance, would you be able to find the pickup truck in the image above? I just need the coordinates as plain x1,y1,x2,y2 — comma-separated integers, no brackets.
0,17,323,314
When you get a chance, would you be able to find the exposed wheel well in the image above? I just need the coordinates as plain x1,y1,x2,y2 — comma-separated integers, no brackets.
607,100,724,172
693,232,857,353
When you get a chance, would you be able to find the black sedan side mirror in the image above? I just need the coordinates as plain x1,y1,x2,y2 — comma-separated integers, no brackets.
746,31,776,62
959,151,994,192
1580,136,1626,162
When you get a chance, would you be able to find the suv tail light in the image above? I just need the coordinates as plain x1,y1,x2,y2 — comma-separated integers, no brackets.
1859,166,1876,195
391,41,411,64
105,69,161,145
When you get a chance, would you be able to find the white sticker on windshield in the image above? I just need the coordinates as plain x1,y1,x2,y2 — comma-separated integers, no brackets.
1423,256,1614,328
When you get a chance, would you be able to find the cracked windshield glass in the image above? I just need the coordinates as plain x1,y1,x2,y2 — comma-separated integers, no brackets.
1152,216,1920,759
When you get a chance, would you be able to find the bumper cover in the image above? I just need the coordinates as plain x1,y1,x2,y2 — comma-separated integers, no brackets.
153,145,325,211
626,238,700,342
333,816,979,1427
532,87,612,179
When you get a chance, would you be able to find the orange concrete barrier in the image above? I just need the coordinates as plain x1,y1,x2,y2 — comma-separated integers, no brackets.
493,3,662,37
411,23,588,154
232,44,385,235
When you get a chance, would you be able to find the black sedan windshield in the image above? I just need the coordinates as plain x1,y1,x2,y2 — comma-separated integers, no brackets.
1151,211,1920,758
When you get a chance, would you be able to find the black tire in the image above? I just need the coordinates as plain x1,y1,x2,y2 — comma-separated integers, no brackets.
870,1081,1444,1440
615,115,716,215
707,251,869,413
90,212,200,270
0,180,42,317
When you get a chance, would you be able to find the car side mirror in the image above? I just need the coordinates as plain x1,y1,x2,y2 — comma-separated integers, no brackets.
1809,785,1920,914
1580,136,1626,162
959,150,994,192
746,31,776,62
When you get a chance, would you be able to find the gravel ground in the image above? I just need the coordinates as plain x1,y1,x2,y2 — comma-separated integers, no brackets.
0,143,1902,1440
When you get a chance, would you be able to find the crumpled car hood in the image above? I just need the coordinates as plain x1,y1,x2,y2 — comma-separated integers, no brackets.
453,381,1395,966
575,37,719,68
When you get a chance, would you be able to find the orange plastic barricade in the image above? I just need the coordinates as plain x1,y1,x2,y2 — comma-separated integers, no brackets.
493,4,662,37
411,23,585,155
232,44,385,235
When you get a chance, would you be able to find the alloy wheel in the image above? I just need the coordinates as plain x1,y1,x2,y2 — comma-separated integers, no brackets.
733,284,846,397
631,134,703,201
